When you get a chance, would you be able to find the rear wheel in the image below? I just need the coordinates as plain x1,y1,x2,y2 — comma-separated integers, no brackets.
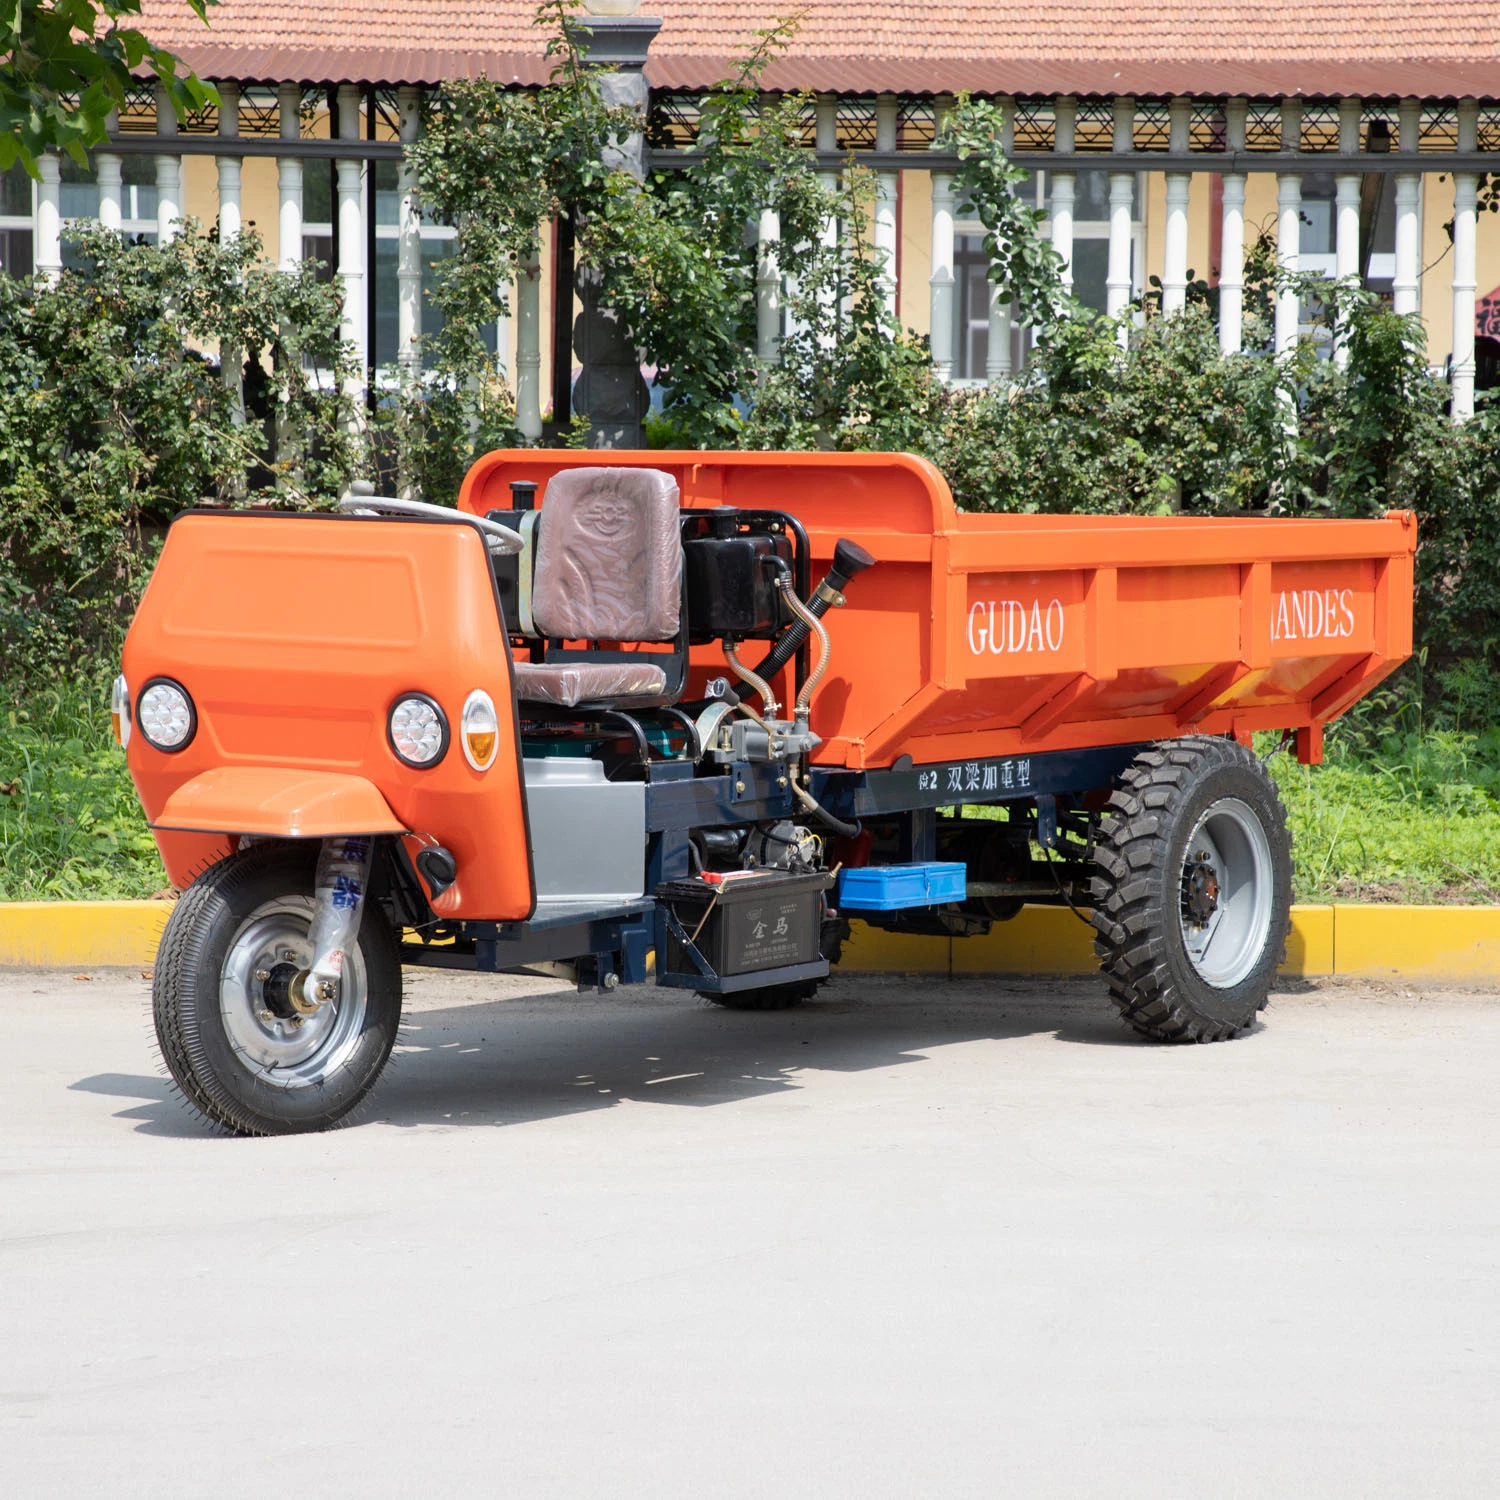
153,842,402,1135
1090,736,1291,1042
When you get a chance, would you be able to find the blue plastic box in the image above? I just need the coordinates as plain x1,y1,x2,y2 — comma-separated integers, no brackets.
836,862,968,911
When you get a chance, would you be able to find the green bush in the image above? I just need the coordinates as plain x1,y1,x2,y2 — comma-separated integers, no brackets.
1,3,1497,903
0,222,355,685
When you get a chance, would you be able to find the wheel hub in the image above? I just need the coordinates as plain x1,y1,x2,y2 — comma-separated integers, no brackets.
1183,853,1220,926
259,961,301,1019
1176,797,1275,990
220,904,370,1089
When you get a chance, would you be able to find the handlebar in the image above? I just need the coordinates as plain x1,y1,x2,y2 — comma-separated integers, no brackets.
337,489,524,556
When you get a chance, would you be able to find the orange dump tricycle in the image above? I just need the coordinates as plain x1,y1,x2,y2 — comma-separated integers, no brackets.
117,450,1415,1133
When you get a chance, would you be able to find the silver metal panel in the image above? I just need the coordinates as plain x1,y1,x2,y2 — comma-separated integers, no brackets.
523,758,646,904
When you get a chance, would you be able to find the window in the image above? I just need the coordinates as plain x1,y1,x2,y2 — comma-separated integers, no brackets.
0,162,32,275
1299,170,1337,278
301,160,335,281
1041,169,1141,315
1363,175,1398,294
951,168,1142,379
56,155,158,267
370,159,492,369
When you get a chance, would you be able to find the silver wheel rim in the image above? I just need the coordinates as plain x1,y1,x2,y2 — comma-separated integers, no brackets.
219,895,369,1090
1178,796,1274,989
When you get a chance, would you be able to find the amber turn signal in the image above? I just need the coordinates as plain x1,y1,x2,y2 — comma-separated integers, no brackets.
460,689,499,771
109,674,131,747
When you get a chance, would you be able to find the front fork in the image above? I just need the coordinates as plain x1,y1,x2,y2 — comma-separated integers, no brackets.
299,835,373,1009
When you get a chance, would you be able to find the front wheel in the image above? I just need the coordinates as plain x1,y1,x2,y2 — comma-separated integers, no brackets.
1090,736,1291,1042
153,842,402,1135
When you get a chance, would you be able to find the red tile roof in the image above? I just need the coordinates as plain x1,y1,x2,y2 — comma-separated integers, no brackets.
137,2,1500,98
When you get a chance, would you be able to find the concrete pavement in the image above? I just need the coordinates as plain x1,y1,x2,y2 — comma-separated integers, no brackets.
2,966,1497,1498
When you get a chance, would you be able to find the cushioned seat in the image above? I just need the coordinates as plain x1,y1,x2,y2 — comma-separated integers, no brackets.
512,659,668,709
511,465,688,711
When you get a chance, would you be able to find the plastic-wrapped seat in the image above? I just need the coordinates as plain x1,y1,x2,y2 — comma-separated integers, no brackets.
511,466,688,710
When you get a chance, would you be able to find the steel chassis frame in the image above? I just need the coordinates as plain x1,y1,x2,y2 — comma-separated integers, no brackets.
396,740,1147,987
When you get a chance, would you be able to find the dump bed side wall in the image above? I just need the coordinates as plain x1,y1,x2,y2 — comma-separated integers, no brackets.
123,513,534,919
460,450,1417,770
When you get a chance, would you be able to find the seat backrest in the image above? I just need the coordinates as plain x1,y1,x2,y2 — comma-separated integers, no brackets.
530,467,682,642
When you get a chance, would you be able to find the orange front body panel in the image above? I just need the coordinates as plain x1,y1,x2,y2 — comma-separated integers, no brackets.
461,450,1416,769
123,513,534,920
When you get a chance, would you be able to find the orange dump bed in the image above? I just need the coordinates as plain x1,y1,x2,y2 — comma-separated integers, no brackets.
461,449,1415,770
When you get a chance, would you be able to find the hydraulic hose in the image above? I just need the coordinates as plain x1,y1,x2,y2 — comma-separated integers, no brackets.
789,764,861,841
723,639,778,718
732,538,876,704
774,573,832,720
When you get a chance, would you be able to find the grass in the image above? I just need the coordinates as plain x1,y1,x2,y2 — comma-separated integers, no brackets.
1267,727,1500,904
0,679,167,900
3,679,1499,906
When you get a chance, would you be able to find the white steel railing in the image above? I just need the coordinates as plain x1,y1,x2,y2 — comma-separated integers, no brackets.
11,86,1500,426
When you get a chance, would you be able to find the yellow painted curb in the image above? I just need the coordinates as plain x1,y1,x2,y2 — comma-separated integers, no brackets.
840,903,1465,981
0,901,172,968
1287,905,1336,976
1332,904,1500,982
1,899,1498,984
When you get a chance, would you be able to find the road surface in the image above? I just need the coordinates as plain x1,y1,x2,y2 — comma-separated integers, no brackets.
2,966,1497,1498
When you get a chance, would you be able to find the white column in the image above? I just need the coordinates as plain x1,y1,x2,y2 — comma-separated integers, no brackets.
96,110,122,232
35,152,61,281
1452,98,1479,421
1275,177,1302,355
155,81,181,244
1162,96,1191,313
397,85,423,381
815,94,839,339
515,251,543,440
1219,97,1248,353
95,155,122,232
1106,95,1135,339
336,84,367,409
217,82,244,436
217,82,242,242
277,82,303,272
1393,98,1421,316
929,94,956,381
1050,96,1076,293
986,96,1015,383
1274,98,1303,356
874,93,899,319
1333,96,1362,366
755,206,781,361
815,93,838,188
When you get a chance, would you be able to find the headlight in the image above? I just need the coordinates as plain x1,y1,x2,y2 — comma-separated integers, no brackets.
388,693,448,768
136,678,196,752
460,689,499,771
110,675,131,747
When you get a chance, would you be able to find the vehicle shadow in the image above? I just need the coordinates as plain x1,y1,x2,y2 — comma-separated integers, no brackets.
70,972,1150,1137
68,1068,204,1137
367,971,1137,1130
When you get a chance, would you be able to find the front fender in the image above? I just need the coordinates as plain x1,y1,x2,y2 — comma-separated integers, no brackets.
153,767,407,839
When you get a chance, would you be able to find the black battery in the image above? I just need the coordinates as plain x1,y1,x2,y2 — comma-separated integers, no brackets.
658,870,831,979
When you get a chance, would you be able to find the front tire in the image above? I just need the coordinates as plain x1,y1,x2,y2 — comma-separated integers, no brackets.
1090,736,1291,1043
153,842,402,1135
